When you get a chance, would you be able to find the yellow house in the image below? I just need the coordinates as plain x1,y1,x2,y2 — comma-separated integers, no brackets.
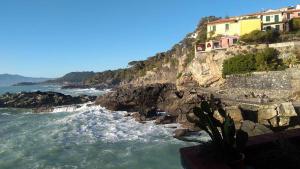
207,18,261,38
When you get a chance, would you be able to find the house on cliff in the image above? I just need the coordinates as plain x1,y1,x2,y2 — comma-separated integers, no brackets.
198,4,300,52
205,18,261,51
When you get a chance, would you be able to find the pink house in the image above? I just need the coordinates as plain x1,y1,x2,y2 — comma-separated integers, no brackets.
288,9,300,19
220,36,239,48
204,36,239,51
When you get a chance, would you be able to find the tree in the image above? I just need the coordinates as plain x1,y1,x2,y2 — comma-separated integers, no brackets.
195,16,221,43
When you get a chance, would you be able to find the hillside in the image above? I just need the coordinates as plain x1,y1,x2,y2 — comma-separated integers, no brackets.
0,74,51,86
46,71,96,84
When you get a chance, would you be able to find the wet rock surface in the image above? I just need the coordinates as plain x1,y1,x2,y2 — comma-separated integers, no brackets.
0,91,96,111
96,82,300,135
96,83,212,130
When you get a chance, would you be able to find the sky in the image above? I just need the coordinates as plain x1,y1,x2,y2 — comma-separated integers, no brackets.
0,0,299,78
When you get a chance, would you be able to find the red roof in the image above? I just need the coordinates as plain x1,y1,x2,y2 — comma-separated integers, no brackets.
285,9,300,13
207,18,236,25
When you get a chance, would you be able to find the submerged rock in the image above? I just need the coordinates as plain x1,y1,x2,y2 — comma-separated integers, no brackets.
155,115,177,125
174,129,189,138
0,91,96,111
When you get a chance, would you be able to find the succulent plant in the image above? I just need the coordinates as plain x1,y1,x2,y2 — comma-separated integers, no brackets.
186,100,248,162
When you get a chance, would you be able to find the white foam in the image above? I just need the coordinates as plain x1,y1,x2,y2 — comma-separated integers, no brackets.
50,105,178,143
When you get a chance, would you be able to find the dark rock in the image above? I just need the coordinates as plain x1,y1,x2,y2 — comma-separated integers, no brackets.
0,91,96,111
155,115,177,125
96,83,177,118
61,84,90,89
124,112,131,117
34,106,54,113
132,112,147,123
240,120,273,137
95,83,212,130
175,90,185,98
174,129,189,138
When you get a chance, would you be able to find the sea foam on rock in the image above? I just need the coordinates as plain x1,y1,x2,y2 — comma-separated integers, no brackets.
95,83,210,130
0,91,97,112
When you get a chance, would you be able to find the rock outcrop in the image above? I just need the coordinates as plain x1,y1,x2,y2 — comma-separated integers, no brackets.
96,83,214,129
0,91,96,111
96,83,300,132
96,83,178,117
240,120,273,137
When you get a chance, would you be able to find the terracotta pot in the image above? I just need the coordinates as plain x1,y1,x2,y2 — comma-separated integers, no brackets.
228,153,245,169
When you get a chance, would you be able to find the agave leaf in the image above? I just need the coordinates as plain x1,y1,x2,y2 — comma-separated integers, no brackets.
195,122,213,138
193,107,203,118
223,115,236,146
236,129,248,151
201,101,212,114
206,114,223,145
218,107,227,118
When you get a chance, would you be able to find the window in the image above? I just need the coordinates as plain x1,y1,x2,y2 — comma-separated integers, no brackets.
275,15,279,23
266,16,271,22
213,25,216,31
225,24,229,31
264,26,272,30
233,39,238,44
298,13,300,17
275,25,280,30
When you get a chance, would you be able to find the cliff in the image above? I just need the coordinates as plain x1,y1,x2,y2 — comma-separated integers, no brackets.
83,16,221,88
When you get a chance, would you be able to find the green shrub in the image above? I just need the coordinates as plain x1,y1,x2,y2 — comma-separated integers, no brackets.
290,18,300,31
222,48,285,77
170,58,179,68
183,51,195,67
240,30,280,44
177,72,183,79
255,48,284,71
222,53,256,76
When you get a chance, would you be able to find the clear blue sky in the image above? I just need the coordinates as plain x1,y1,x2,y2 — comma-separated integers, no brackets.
0,0,299,78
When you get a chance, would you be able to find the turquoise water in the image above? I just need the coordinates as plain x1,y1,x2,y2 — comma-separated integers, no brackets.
0,85,195,169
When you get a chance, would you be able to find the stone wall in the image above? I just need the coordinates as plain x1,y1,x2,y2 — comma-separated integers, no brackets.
269,41,300,48
224,68,300,99
226,71,292,90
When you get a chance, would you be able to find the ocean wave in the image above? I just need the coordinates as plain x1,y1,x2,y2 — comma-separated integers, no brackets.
49,104,181,143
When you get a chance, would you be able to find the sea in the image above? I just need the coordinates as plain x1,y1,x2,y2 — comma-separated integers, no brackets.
0,84,204,169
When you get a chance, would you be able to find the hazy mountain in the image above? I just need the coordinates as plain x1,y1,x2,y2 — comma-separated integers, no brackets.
0,74,51,86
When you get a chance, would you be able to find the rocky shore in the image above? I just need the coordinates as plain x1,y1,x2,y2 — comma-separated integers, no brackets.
0,91,96,112
96,83,300,137
1,82,299,138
